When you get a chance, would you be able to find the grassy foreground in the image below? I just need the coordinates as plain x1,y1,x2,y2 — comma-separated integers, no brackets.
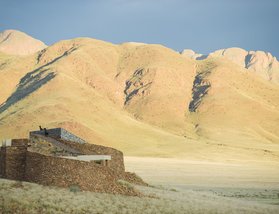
0,178,278,214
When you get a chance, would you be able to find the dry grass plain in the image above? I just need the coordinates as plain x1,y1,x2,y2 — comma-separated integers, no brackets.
0,177,278,214
125,156,279,213
124,157,279,188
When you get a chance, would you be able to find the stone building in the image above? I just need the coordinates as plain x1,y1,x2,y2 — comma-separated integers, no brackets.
0,128,145,195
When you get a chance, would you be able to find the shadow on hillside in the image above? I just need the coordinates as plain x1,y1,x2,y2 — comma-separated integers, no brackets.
196,55,208,60
124,68,153,105
188,72,211,112
245,54,252,68
0,68,56,115
0,47,77,116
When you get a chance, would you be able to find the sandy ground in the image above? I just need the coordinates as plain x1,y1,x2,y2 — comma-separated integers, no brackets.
125,156,279,206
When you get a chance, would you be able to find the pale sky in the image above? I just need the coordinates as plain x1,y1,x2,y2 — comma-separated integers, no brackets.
0,0,278,58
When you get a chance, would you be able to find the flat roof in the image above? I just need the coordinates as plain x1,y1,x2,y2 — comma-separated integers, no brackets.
63,155,111,162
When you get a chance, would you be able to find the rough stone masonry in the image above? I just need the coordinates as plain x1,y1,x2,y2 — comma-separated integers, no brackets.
0,128,147,195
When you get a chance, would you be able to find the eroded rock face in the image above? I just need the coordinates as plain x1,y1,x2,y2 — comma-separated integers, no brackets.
246,51,279,82
181,49,205,60
0,29,47,55
182,47,279,84
208,48,279,83
188,72,211,112
208,48,248,67
124,68,153,105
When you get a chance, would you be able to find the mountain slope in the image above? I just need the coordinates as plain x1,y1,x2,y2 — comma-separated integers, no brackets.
0,29,47,55
0,33,279,161
188,58,279,147
0,38,200,158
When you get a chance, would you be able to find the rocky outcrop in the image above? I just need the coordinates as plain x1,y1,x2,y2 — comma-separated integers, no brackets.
245,50,279,82
207,48,248,67
188,63,212,112
181,49,205,60
208,48,279,83
124,68,153,105
181,47,279,84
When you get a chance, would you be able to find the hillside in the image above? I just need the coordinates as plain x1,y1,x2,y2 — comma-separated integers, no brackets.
0,30,279,161
0,30,47,55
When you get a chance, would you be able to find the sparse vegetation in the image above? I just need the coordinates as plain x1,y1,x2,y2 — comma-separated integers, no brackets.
0,179,278,214
68,184,81,193
117,179,134,190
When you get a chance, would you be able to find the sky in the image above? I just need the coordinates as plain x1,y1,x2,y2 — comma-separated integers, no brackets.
0,0,278,58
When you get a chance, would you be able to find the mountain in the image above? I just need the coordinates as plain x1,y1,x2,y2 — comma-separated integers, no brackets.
0,30,279,162
181,47,279,84
0,30,47,55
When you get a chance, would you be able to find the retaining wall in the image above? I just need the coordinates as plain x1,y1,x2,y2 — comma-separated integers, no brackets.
0,139,28,180
25,151,137,195
55,139,125,174
0,138,139,195
28,134,124,174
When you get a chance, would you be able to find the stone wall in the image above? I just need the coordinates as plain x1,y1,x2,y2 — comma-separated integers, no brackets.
55,139,125,175
25,151,138,195
0,147,5,177
28,134,124,175
0,137,143,195
0,139,28,180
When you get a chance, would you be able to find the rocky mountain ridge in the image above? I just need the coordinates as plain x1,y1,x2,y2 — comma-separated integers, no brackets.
181,47,279,83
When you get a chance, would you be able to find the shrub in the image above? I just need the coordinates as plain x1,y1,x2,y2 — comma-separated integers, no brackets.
117,180,134,190
69,184,81,193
